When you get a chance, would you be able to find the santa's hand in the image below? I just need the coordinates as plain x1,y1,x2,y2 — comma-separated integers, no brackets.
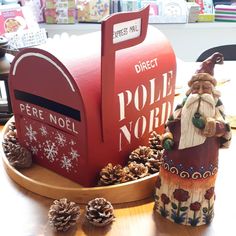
163,138,174,150
202,117,216,137
162,132,174,150
192,112,206,129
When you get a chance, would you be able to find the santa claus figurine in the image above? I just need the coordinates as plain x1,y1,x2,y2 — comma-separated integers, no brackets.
154,52,232,226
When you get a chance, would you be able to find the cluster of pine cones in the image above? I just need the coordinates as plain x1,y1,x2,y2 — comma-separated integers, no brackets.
2,121,32,168
48,197,115,232
98,131,163,186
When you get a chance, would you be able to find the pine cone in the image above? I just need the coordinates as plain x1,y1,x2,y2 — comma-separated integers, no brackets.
48,198,80,232
3,129,18,144
129,146,154,164
149,131,163,151
98,163,127,186
145,151,163,174
125,161,149,180
86,198,115,227
8,121,16,132
2,141,32,168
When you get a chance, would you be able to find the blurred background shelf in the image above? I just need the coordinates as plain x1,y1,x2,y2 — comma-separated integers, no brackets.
41,22,236,61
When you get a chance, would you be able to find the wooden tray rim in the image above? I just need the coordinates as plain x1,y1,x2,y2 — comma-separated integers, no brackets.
1,117,158,203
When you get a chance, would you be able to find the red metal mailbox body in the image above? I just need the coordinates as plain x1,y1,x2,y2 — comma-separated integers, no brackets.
9,8,176,186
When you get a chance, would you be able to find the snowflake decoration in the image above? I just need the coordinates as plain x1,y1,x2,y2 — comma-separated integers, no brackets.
61,155,72,172
55,132,66,147
44,140,58,162
69,148,80,160
40,125,48,136
25,124,37,142
31,146,38,155
69,140,76,146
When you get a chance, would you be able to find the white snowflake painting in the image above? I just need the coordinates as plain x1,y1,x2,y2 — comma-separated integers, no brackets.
55,132,67,147
31,146,38,155
61,155,72,172
69,140,76,146
25,124,37,142
43,140,58,163
70,147,80,160
25,141,29,147
40,125,48,136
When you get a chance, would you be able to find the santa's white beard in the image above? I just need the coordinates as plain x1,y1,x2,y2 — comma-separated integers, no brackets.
178,93,216,149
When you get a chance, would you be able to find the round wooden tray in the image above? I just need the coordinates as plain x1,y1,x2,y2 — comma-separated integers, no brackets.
1,117,158,204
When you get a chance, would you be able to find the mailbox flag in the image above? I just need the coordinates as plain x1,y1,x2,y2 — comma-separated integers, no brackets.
101,6,150,141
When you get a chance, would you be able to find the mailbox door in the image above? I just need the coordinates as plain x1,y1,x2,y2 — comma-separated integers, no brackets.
9,48,89,185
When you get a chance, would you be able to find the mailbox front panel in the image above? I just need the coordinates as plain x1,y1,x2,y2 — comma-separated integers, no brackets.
9,49,90,185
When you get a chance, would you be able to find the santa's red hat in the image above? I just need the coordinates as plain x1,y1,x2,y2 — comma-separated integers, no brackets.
188,52,224,87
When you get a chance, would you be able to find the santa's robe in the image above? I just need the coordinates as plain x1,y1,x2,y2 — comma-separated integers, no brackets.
154,98,231,226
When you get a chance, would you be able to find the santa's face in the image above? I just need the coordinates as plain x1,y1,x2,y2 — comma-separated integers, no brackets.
191,80,213,95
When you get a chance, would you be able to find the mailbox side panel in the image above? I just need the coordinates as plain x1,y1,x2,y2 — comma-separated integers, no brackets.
87,26,177,177
9,49,91,186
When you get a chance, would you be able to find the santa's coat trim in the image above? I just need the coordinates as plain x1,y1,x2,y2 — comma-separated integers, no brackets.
154,168,216,226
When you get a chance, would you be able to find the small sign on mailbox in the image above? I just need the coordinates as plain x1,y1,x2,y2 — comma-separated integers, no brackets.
9,6,176,187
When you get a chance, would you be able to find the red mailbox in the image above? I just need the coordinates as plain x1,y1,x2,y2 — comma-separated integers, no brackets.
9,7,176,186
